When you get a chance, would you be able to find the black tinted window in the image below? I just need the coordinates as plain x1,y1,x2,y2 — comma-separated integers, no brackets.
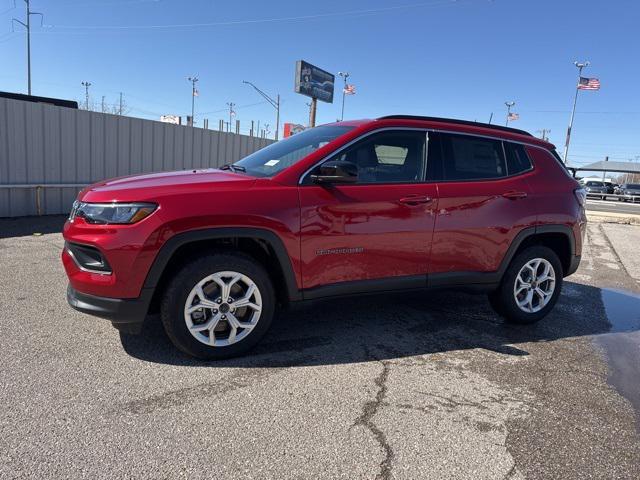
319,130,425,184
504,142,533,175
437,133,506,181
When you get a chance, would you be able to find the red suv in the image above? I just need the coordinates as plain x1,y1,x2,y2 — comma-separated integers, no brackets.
63,116,587,359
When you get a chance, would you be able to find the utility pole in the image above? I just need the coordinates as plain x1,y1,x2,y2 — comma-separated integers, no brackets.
537,129,551,141
119,92,123,115
242,81,280,140
309,98,317,127
227,102,235,132
12,1,43,95
338,71,350,121
188,76,198,126
563,61,590,164
101,96,106,113
504,101,515,126
602,155,608,182
81,81,92,110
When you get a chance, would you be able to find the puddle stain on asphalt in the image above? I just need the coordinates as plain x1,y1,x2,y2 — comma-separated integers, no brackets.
596,288,640,431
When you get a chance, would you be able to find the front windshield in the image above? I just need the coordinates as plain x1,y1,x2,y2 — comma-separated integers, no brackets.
234,125,354,177
627,184,640,189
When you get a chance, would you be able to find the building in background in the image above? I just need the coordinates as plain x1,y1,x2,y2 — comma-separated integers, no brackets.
283,123,306,138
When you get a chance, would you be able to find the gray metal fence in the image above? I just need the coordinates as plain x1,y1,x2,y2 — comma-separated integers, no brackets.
0,96,274,217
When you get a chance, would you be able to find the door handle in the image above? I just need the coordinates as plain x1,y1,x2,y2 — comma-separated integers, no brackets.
502,191,528,200
399,195,434,205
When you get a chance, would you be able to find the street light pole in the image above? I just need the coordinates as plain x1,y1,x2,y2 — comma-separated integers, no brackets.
188,76,198,126
504,101,515,126
81,81,91,110
242,81,280,140
338,71,350,121
563,61,590,164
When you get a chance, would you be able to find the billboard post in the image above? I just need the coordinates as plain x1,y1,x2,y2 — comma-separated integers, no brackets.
294,60,334,127
309,98,317,127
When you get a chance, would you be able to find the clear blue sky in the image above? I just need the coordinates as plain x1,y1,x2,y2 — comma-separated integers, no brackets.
1,0,639,168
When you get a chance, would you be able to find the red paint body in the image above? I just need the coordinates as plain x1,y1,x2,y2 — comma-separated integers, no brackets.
62,117,585,303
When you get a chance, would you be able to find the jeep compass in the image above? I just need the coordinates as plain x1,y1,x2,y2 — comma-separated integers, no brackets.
63,116,587,359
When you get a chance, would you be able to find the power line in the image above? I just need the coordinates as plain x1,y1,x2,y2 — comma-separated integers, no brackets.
0,3,16,16
45,0,466,30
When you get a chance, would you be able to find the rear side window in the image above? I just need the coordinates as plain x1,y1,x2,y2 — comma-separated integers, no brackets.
504,142,533,175
435,133,506,181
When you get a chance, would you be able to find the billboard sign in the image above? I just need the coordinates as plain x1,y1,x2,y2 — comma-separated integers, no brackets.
294,60,335,103
160,115,181,125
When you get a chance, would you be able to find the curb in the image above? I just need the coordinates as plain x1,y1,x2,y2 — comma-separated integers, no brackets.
587,211,640,225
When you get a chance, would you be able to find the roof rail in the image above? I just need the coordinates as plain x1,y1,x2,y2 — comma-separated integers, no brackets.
377,115,533,137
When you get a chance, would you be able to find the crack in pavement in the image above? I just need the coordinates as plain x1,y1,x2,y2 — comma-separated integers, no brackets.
114,368,278,415
352,346,394,480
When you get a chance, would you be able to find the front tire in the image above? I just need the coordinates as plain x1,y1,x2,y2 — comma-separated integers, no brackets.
489,246,563,325
161,252,275,359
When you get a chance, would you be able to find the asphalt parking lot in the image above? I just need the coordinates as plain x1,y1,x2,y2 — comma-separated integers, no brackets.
1,217,640,479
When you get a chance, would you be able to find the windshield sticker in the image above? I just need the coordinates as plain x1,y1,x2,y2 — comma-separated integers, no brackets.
265,160,280,167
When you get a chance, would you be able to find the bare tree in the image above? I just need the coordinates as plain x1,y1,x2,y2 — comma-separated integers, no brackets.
77,98,98,112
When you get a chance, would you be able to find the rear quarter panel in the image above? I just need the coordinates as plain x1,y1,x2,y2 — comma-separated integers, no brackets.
525,146,585,256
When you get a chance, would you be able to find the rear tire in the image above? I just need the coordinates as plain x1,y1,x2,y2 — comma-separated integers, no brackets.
161,252,275,360
489,246,563,325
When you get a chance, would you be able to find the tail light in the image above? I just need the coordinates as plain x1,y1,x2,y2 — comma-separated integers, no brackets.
574,187,587,208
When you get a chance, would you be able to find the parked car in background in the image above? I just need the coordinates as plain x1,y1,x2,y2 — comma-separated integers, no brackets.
62,115,586,359
617,183,640,202
604,182,616,194
583,181,608,199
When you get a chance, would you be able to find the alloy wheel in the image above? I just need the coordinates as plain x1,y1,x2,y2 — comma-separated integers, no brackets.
184,271,262,347
513,258,556,313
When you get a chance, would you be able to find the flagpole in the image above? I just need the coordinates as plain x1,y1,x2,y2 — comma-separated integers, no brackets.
563,61,589,164
504,101,515,126
338,71,349,121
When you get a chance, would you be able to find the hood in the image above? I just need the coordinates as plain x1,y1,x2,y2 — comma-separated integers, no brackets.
79,168,257,202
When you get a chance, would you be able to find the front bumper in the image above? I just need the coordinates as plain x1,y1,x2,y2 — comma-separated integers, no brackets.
67,284,153,332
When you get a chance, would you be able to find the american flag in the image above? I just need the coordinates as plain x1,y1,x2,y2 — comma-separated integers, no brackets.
343,84,356,95
577,77,600,90
193,89,199,97
508,112,519,121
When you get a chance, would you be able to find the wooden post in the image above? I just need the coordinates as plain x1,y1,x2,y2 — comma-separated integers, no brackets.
309,97,317,127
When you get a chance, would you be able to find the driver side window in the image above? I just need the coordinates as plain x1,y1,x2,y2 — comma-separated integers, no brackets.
313,130,426,184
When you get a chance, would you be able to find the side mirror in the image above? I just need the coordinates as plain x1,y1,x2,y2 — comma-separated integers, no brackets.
310,160,358,184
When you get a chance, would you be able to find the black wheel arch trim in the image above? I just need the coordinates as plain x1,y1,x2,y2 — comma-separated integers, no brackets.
499,224,576,276
142,227,302,302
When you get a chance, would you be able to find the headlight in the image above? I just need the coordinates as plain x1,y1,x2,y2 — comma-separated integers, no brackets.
70,201,157,225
